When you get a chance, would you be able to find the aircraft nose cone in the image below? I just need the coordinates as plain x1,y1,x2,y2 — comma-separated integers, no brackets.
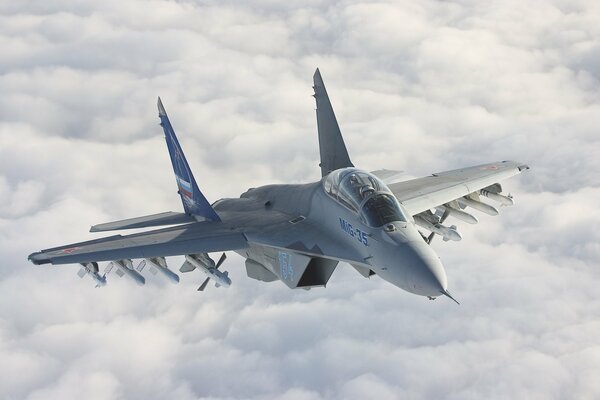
378,229,449,297
403,242,447,297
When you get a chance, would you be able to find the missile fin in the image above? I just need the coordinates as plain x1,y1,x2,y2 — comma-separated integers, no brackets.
180,261,195,273
215,252,227,269
198,277,210,291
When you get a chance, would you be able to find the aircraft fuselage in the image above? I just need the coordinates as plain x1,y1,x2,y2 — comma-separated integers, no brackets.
213,170,448,297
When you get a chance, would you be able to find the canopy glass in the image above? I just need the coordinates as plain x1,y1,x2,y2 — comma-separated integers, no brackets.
323,168,407,227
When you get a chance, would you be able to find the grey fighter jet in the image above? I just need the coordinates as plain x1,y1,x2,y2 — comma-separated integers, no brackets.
28,69,529,302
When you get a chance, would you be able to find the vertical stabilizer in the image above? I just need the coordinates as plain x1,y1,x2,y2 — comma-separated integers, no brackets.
157,97,221,221
313,68,353,177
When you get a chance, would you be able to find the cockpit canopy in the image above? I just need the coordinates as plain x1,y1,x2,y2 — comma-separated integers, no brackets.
323,168,407,227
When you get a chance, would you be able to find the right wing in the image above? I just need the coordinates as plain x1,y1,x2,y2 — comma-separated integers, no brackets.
29,221,247,265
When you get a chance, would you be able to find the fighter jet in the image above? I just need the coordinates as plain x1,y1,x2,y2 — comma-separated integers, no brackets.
28,69,529,302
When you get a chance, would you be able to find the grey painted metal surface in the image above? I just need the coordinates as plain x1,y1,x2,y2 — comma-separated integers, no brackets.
28,69,529,301
313,68,354,177
90,211,195,232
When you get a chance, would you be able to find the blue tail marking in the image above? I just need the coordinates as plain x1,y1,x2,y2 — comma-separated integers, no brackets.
157,97,221,222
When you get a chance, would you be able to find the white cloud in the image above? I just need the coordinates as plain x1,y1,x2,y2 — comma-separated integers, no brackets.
0,0,599,399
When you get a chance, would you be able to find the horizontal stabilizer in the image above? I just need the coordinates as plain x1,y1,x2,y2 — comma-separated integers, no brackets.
90,211,195,232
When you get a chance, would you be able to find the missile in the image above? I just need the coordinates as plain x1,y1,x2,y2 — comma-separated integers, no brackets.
193,253,215,268
480,189,514,206
458,196,499,216
109,259,146,286
144,257,180,284
414,215,462,242
77,262,107,288
185,253,231,290
438,205,478,224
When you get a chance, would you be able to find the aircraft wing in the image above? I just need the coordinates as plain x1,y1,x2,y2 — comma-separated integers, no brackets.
30,207,368,270
29,222,248,265
389,161,530,216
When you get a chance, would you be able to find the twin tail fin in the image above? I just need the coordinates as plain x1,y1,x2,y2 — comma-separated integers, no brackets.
157,97,220,221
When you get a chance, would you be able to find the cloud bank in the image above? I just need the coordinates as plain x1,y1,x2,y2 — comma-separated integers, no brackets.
1,1,599,399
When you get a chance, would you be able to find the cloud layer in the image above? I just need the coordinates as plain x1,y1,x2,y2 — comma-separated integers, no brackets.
1,1,599,399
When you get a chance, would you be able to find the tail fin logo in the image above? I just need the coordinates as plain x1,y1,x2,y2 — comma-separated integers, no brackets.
176,176,193,199
173,147,194,201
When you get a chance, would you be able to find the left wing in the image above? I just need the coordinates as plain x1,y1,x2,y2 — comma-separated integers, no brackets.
389,160,529,216
28,222,247,265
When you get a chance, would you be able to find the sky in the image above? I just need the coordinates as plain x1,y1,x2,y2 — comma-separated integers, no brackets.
0,0,599,399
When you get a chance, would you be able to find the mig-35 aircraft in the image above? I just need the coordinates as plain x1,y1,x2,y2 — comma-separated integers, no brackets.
29,69,529,303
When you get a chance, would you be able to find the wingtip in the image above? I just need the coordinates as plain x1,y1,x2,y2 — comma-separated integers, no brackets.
157,96,167,117
28,252,50,265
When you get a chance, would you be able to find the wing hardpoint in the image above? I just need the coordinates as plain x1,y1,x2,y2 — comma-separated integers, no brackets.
158,97,220,221
389,161,530,216
313,69,353,177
